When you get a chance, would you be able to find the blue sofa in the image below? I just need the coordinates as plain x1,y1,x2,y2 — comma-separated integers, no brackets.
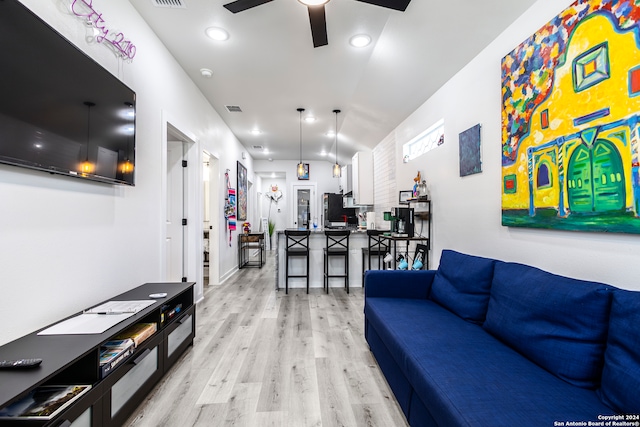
364,250,640,427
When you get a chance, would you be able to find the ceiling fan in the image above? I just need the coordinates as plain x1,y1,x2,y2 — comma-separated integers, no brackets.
222,0,412,48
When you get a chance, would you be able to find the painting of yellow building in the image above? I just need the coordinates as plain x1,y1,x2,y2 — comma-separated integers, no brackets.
501,0,640,233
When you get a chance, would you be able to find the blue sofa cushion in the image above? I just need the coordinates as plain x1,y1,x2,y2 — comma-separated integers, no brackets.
365,298,615,427
483,262,612,389
597,289,640,414
430,250,496,324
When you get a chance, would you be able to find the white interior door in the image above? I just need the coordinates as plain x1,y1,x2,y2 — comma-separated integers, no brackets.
290,183,317,229
166,140,185,282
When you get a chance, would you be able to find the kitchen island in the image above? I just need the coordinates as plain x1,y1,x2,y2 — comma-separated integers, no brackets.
275,229,371,291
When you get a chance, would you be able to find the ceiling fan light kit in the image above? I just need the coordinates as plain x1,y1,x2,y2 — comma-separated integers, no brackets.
298,0,330,5
222,0,411,48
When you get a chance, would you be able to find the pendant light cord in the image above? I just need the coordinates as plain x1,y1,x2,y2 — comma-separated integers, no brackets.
333,109,341,166
298,108,305,165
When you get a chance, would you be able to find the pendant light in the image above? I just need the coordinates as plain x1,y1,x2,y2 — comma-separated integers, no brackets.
297,108,305,179
80,101,95,175
332,109,341,178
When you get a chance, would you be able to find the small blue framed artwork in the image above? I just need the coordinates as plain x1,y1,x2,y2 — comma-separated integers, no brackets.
459,124,482,177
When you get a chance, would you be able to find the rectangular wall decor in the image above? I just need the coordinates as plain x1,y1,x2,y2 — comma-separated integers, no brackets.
501,0,640,233
237,161,247,221
459,124,482,177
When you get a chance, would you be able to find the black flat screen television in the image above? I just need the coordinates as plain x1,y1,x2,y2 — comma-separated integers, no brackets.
0,0,136,186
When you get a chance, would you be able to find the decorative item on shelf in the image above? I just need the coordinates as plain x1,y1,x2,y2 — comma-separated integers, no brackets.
332,109,342,178
397,254,409,270
399,190,413,205
412,171,422,198
416,180,429,200
242,222,251,234
297,108,306,179
412,253,424,270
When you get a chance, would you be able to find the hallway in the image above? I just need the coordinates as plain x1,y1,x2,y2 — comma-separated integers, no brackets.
125,253,408,427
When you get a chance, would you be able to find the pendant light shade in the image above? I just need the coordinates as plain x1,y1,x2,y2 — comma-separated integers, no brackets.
297,108,305,179
332,109,341,178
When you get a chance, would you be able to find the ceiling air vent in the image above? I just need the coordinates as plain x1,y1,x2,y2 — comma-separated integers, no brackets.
152,0,186,8
225,105,243,113
252,145,264,150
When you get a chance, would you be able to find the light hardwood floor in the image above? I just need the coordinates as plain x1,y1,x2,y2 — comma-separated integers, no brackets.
125,252,409,427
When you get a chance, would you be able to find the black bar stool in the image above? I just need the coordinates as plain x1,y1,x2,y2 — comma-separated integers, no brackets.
323,229,351,294
284,230,311,294
362,229,389,281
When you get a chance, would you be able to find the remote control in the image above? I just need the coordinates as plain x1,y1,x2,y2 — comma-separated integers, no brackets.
0,358,42,369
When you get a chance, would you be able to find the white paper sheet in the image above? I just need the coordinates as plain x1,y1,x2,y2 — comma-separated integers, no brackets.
37,313,133,335
83,300,156,315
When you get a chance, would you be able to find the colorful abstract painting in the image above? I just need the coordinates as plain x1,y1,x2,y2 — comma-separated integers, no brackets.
501,0,640,233
459,124,482,177
237,161,247,221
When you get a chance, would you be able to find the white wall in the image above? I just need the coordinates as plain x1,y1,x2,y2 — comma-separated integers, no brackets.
254,160,342,229
386,0,640,291
0,0,251,345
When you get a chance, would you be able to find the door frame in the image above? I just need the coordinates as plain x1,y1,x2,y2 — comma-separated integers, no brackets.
290,182,317,229
160,111,204,303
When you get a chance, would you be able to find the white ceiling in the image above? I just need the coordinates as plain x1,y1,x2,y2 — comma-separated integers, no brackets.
129,0,536,165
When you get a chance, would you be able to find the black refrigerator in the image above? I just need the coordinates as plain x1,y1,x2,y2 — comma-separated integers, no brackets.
323,193,356,227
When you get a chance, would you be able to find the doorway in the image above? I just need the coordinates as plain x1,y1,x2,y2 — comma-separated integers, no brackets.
290,183,317,229
203,151,220,286
162,118,203,303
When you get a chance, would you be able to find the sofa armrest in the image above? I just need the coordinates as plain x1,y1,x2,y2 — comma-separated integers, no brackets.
364,270,436,299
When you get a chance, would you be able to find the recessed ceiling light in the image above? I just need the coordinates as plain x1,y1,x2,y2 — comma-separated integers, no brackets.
320,150,327,156
205,27,229,41
349,34,371,48
298,0,330,5
200,68,213,78
304,116,316,123
326,131,335,137
250,129,261,135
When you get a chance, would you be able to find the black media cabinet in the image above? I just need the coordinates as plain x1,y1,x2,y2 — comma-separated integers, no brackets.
0,282,195,427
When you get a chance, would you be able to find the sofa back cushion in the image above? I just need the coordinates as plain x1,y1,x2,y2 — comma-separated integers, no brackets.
430,250,496,324
597,289,640,413
483,262,612,389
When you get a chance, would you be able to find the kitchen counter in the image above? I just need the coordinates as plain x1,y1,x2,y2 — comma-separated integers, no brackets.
275,229,370,291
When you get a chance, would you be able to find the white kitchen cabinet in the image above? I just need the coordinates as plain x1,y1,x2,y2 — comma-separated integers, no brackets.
340,164,352,194
352,151,373,205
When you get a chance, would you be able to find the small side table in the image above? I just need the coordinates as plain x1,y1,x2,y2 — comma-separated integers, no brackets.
238,233,265,269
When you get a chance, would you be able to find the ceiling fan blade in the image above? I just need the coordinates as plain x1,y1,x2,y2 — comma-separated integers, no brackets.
307,5,328,48
223,0,273,14
355,0,411,12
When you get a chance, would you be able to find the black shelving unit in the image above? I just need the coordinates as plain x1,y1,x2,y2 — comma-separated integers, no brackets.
0,282,195,427
238,233,264,269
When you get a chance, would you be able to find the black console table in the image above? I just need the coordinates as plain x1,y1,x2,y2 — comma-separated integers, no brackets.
0,282,195,427
238,233,264,269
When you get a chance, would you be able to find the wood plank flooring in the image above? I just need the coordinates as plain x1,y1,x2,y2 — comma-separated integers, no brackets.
125,252,408,427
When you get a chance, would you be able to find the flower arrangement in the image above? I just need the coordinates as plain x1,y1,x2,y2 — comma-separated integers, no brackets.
242,222,251,234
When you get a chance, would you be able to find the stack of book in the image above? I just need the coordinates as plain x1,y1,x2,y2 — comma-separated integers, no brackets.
98,323,157,378
115,322,157,347
100,339,134,378
0,385,92,420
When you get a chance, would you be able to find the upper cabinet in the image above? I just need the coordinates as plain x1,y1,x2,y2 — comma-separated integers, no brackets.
340,164,353,195
352,151,374,205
